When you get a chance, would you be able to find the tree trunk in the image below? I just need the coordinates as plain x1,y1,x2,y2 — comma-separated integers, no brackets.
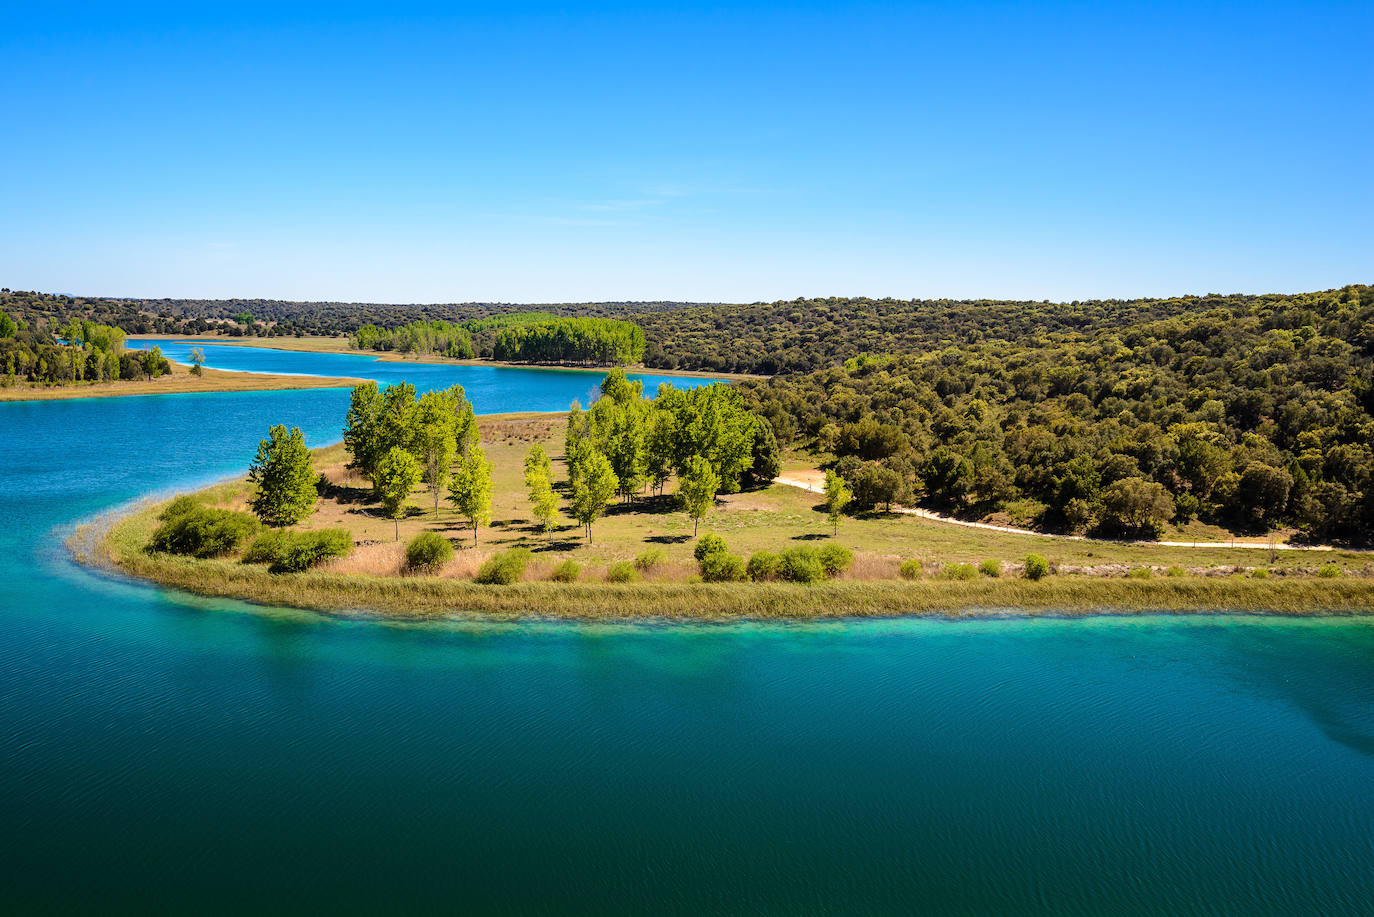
394,517,399,541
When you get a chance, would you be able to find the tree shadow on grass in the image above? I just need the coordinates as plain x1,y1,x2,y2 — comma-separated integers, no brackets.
646,534,691,545
791,533,829,541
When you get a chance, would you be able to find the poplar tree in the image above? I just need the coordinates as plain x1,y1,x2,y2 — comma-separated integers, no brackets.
248,425,317,527
678,454,719,536
824,469,853,536
449,443,494,543
375,446,421,541
570,450,618,544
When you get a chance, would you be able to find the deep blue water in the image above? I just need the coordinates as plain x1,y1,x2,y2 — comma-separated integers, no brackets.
2,348,1373,914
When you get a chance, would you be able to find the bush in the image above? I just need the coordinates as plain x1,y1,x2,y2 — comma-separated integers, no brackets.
942,562,976,581
1166,565,1186,577
475,549,532,585
978,558,1002,578
634,548,665,572
1022,554,1049,581
405,532,453,572
693,534,728,562
700,552,747,582
1318,563,1342,578
243,528,352,572
1126,566,1153,579
747,550,780,581
1249,568,1270,579
159,494,204,521
778,545,825,584
150,507,261,558
606,560,641,583
818,544,853,577
550,559,581,582
899,559,923,580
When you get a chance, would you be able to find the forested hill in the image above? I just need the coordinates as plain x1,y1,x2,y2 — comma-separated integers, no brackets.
739,284,1374,544
636,288,1374,374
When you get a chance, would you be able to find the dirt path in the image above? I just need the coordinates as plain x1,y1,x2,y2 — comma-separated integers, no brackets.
772,472,1336,553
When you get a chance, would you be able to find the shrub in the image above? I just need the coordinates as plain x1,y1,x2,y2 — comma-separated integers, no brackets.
151,507,261,558
1126,566,1153,579
243,528,352,572
159,494,204,521
978,558,1002,578
550,559,581,582
818,544,853,577
606,560,640,583
475,548,532,585
1166,565,1186,577
747,550,780,581
778,545,825,584
634,548,665,572
405,531,453,572
1022,554,1049,581
1249,568,1270,579
693,534,728,562
700,552,747,582
1318,563,1342,578
942,562,976,581
898,559,923,580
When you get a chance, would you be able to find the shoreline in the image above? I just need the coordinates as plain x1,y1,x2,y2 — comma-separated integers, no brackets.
130,334,766,381
0,360,369,402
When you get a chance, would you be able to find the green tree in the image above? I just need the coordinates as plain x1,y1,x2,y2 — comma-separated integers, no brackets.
412,389,458,515
678,454,720,536
570,450,618,544
449,443,493,543
824,469,853,536
139,346,167,381
343,382,385,478
1101,476,1175,536
0,310,18,338
375,446,422,541
745,417,781,487
247,425,317,527
188,347,206,377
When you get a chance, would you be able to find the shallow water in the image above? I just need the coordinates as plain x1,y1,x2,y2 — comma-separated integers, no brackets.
2,351,1372,914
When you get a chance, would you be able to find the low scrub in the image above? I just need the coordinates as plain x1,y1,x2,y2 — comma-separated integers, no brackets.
701,552,747,583
942,562,977,581
1318,563,1342,578
405,532,453,573
1023,554,1050,581
634,548,665,572
158,494,206,521
606,561,641,583
899,559,924,580
475,548,532,585
151,507,261,558
818,544,853,577
778,545,825,584
979,558,1003,578
694,534,728,562
242,528,352,573
550,560,581,582
747,550,780,582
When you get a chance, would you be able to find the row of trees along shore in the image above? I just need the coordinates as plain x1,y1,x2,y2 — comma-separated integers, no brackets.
350,313,646,365
0,310,172,385
238,372,779,547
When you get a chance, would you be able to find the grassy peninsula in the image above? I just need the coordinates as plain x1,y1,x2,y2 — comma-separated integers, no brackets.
92,411,1374,621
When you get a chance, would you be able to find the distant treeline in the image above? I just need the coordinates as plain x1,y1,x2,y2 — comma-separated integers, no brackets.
0,309,171,385
352,313,645,365
739,285,1374,544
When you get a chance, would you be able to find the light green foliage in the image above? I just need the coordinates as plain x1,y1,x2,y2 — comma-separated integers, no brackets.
700,552,747,582
0,310,17,338
824,469,853,536
978,558,1003,578
247,425,317,527
777,545,825,584
678,454,720,535
654,384,757,494
747,551,780,581
159,494,205,521
405,532,453,572
550,560,581,582
1023,554,1050,581
1126,567,1153,579
818,544,854,577
353,320,474,358
188,347,205,376
899,559,924,580
606,561,641,583
151,507,261,558
589,369,650,500
449,443,494,543
475,548,532,585
524,446,563,537
693,534,728,562
1166,565,1187,577
375,446,422,540
242,528,352,573
942,562,977,581
634,548,665,572
490,316,645,364
569,448,618,543
1318,563,1342,578
1249,568,1270,579
412,387,466,514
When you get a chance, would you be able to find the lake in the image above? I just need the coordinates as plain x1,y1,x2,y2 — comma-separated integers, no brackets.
1,345,1372,914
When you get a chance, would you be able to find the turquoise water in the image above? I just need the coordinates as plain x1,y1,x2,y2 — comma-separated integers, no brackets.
2,352,1373,913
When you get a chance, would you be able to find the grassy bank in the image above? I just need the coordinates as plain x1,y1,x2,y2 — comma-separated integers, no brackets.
0,361,367,401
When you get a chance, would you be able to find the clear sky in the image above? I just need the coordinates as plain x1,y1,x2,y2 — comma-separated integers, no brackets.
2,1,1370,304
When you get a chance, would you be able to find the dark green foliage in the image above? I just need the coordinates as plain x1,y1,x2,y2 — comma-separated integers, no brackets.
405,532,454,572
606,561,641,583
150,508,261,558
777,546,825,583
475,548,532,585
699,552,747,582
241,528,352,572
818,544,853,577
158,494,205,521
745,417,781,487
693,534,728,562
847,462,907,510
491,317,645,364
550,560,581,582
1023,554,1050,580
247,425,317,527
747,550,780,581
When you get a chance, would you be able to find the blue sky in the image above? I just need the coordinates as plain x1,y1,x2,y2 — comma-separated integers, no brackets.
2,1,1370,303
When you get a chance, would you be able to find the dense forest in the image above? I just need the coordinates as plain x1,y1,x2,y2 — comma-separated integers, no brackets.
0,307,171,385
351,313,645,364
739,285,1374,544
